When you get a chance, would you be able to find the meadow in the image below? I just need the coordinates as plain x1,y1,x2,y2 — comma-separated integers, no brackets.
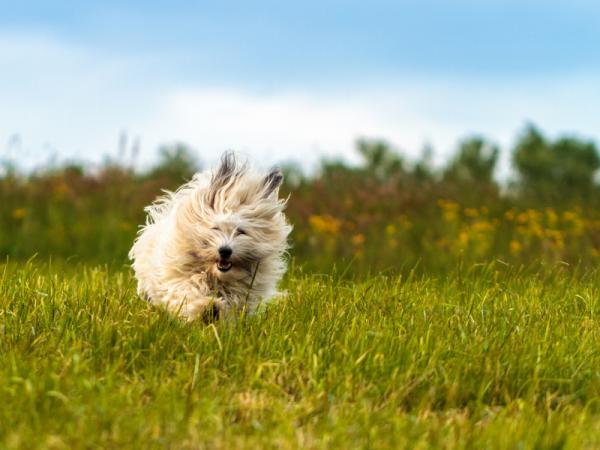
2,261,600,449
4,155,600,275
2,130,600,448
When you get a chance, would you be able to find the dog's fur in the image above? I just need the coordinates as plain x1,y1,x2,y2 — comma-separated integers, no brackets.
129,153,292,321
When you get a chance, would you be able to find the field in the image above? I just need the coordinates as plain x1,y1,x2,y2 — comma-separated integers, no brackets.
3,137,600,448
2,261,600,449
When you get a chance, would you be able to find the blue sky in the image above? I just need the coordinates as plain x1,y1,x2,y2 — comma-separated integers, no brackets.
2,1,600,173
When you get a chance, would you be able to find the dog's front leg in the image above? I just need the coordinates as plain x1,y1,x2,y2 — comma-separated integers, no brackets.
158,276,225,322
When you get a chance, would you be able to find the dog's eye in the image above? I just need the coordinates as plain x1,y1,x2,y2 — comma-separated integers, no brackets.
211,226,220,231
236,228,247,236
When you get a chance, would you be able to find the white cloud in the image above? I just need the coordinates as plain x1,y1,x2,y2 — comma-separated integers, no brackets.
0,31,161,168
140,88,451,170
1,31,599,179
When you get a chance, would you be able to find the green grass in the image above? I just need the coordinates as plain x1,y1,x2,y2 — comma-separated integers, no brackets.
2,261,600,449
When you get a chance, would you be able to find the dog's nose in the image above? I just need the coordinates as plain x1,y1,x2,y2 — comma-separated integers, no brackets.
218,246,233,259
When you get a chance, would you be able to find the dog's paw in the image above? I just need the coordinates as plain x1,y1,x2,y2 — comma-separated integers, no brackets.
180,297,227,323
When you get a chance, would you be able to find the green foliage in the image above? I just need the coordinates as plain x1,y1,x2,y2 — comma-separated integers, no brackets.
444,136,499,184
356,138,404,182
513,125,600,202
2,262,600,448
147,143,200,182
279,162,306,188
412,143,436,183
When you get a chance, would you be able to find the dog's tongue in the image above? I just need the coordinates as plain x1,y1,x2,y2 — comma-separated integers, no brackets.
218,259,232,270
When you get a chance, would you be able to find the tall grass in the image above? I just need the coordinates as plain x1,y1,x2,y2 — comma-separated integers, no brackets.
1,261,600,448
3,162,600,275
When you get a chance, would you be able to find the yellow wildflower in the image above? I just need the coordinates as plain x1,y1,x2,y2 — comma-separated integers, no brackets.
438,199,460,222
472,220,494,232
509,240,522,254
12,208,26,219
458,230,469,247
464,208,479,218
309,215,341,235
545,208,558,226
517,212,528,224
351,234,365,246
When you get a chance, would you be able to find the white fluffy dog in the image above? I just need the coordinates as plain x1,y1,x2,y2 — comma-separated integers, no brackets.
129,153,292,321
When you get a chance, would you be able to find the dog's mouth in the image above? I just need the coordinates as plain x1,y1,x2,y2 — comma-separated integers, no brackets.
217,259,233,272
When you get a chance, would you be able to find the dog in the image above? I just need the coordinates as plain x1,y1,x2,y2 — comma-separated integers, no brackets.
129,152,292,321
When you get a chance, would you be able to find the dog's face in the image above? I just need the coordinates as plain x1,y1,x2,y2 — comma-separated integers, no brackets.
183,154,289,283
196,211,274,281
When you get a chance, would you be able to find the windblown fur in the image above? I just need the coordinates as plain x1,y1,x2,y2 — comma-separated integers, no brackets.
129,153,292,321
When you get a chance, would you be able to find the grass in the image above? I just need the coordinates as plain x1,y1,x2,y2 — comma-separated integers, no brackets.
2,260,600,449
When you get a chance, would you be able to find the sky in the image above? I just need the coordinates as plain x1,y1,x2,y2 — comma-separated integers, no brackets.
1,0,600,175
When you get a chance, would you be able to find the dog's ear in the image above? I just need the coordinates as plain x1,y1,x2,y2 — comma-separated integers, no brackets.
263,168,283,197
208,152,237,207
213,152,236,186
